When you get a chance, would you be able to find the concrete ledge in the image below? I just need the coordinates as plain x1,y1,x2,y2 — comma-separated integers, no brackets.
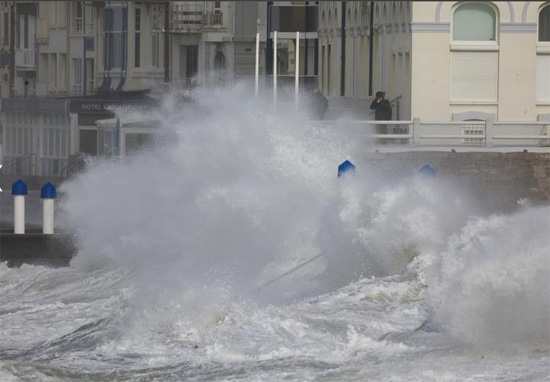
0,233,77,268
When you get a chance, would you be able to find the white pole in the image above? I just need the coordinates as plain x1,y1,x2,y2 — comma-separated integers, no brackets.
14,195,25,234
273,30,277,108
40,182,57,235
255,32,259,97
295,31,300,109
43,199,54,234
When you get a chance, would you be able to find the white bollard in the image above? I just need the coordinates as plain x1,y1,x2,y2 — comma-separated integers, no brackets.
14,195,25,234
42,199,54,234
295,31,300,109
255,32,259,97
12,179,28,234
41,182,57,235
273,30,277,108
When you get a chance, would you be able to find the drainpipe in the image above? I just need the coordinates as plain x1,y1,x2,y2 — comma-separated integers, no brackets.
9,2,15,98
266,1,273,78
164,1,170,86
83,1,87,96
304,2,309,78
368,1,374,96
340,1,345,97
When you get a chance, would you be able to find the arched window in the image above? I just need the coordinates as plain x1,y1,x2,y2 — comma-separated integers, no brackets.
537,5,550,101
540,5,550,41
214,51,225,70
453,3,497,41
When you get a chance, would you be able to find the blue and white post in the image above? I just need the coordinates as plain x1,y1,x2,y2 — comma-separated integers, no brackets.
41,182,57,235
338,160,356,178
11,179,28,234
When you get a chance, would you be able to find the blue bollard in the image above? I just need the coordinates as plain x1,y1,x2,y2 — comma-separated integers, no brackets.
418,164,437,179
41,182,57,199
338,160,356,178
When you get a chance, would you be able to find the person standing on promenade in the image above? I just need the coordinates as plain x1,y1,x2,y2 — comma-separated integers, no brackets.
370,91,392,121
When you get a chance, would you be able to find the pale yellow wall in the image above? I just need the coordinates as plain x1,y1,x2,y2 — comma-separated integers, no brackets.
411,33,451,120
409,1,548,121
499,33,538,120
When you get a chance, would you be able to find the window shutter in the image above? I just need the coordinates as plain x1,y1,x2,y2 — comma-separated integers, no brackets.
536,54,550,102
451,51,498,101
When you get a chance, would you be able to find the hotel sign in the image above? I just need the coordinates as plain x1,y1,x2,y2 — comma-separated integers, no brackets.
68,100,150,114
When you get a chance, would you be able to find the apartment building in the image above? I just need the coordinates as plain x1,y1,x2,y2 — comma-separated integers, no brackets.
0,1,264,176
319,1,550,123
0,2,37,99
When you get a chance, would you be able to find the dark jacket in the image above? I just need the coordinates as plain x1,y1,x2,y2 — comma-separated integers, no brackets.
310,90,329,120
370,98,392,121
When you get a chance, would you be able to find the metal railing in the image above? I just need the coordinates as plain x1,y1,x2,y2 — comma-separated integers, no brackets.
15,49,36,69
170,3,204,32
316,119,550,149
204,11,223,26
389,94,401,121
60,154,88,178
72,17,95,34
2,153,38,175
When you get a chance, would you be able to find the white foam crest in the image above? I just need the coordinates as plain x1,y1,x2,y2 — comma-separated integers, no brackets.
426,205,550,349
319,173,477,288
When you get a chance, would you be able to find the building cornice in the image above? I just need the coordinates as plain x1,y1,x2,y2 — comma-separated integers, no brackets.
410,22,450,33
500,23,537,33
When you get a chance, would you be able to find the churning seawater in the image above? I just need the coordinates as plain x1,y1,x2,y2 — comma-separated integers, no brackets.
1,85,549,382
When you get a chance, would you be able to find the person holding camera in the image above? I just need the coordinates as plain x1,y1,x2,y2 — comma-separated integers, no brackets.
370,91,392,121
370,91,393,142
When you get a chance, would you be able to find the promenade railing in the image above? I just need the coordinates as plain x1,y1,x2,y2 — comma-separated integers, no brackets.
317,119,550,148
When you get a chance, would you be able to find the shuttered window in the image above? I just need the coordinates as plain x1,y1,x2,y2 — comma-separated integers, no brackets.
537,54,550,102
451,51,498,101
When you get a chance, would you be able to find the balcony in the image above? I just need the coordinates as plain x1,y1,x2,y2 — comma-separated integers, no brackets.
203,11,223,27
72,17,95,35
15,48,36,70
170,3,204,33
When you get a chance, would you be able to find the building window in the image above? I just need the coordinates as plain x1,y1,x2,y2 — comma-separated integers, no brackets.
103,7,127,70
537,5,550,102
451,3,498,102
73,58,83,92
152,34,159,67
540,5,550,42
135,6,141,67
3,12,8,46
74,2,83,33
151,5,163,31
214,51,225,70
453,3,496,42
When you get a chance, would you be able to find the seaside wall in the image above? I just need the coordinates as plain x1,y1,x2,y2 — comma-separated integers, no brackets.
1,152,549,267
363,151,550,212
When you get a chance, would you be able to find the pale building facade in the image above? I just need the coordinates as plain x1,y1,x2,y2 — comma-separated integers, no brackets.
318,1,550,122
0,2,38,99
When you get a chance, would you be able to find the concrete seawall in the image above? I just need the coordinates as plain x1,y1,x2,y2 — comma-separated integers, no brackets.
1,152,549,268
363,151,550,212
0,233,76,268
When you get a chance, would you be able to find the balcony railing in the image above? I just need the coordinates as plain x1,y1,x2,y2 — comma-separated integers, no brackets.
15,48,36,69
72,17,95,34
170,3,204,32
204,12,223,26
